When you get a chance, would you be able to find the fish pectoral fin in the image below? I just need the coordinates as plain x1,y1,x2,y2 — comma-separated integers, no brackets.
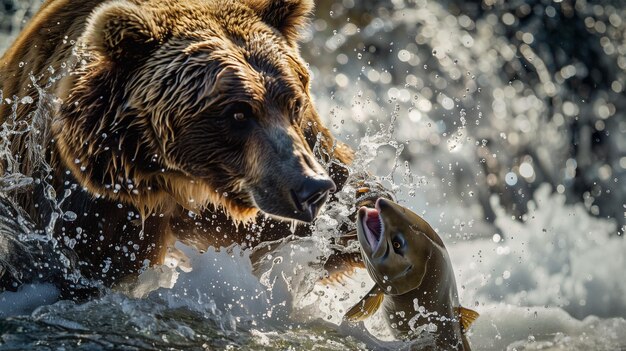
455,306,479,333
330,233,358,246
343,285,384,322
320,250,365,285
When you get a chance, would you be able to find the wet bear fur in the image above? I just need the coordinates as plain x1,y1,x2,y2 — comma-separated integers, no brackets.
0,0,355,287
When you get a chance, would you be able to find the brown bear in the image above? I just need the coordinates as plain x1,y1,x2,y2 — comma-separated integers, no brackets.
0,0,369,290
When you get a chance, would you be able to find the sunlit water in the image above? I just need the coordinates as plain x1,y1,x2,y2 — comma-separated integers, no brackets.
1,0,626,350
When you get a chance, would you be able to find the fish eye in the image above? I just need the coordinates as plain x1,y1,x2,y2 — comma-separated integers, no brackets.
391,235,405,253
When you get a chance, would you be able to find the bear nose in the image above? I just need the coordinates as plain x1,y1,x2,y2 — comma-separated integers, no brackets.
291,176,336,222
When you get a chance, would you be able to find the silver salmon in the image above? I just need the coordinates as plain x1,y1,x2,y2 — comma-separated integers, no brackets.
344,198,478,350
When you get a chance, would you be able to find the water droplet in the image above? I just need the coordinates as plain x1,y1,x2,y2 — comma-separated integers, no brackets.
20,96,33,104
63,211,77,221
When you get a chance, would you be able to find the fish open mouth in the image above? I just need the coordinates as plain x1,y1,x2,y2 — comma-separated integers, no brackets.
361,207,384,252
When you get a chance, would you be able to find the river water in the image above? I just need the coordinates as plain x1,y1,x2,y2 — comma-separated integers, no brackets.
1,0,625,350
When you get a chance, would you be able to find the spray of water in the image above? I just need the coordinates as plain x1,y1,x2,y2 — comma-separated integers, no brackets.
1,0,626,350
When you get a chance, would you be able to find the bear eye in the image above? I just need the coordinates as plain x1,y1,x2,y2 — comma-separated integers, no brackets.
393,241,401,249
293,101,302,115
291,100,305,124
224,103,254,123
233,112,246,122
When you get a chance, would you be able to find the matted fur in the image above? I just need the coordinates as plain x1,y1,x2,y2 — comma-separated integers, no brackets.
0,0,354,284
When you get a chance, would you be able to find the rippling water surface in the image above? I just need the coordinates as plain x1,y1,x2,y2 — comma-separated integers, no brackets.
1,0,625,350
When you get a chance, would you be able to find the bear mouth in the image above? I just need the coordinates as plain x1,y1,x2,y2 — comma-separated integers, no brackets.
250,188,328,223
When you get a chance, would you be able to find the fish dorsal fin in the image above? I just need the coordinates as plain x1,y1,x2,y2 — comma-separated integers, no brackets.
344,285,384,322
455,306,479,332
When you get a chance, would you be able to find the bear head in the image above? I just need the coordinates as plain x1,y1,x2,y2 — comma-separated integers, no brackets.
52,0,352,223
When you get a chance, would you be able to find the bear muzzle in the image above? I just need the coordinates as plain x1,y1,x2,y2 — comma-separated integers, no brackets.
250,170,336,223
247,125,337,223
289,175,336,222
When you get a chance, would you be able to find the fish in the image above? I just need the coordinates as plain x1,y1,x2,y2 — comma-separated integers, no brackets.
344,198,478,350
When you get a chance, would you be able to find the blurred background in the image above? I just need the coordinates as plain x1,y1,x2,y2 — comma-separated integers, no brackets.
1,0,625,349
302,0,625,235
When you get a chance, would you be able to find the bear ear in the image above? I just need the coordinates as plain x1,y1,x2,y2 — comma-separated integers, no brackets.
247,0,314,44
84,1,164,61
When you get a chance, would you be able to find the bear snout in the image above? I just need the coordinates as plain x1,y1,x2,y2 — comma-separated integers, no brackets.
251,164,336,222
290,176,336,222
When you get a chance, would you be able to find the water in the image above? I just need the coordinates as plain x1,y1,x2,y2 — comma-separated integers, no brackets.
1,0,626,350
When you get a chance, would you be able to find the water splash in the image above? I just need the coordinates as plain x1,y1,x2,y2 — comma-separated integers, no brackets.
1,0,625,350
